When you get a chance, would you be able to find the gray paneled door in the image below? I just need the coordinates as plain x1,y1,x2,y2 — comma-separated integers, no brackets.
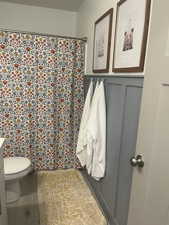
82,77,143,225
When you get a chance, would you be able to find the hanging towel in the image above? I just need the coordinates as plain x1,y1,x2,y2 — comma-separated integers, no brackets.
76,81,93,167
85,81,100,174
86,81,106,180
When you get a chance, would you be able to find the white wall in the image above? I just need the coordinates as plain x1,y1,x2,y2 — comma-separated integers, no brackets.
77,0,116,75
0,1,77,37
77,0,146,75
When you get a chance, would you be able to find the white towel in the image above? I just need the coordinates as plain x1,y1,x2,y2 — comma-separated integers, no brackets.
86,81,100,174
76,81,93,166
86,81,106,180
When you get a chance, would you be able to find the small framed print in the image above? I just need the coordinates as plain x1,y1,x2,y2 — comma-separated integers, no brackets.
113,0,151,72
93,8,113,73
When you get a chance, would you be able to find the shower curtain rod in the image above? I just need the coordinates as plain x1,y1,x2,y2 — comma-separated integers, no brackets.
0,28,87,42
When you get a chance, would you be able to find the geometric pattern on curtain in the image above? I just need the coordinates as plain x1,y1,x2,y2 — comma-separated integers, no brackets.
0,31,85,170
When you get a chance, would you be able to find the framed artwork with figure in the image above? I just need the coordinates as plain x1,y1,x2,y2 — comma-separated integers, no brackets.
93,8,113,73
113,0,151,72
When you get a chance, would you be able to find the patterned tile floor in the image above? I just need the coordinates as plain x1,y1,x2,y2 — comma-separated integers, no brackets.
37,169,107,225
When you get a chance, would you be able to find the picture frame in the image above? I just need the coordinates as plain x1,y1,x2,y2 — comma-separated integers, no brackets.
112,0,151,73
93,8,113,73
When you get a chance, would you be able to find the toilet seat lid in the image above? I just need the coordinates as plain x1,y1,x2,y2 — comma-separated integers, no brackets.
4,157,31,175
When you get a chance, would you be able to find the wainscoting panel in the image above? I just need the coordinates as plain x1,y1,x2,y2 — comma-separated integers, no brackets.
82,76,143,225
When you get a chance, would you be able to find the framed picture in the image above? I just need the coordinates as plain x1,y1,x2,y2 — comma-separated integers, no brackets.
113,0,151,72
93,8,113,73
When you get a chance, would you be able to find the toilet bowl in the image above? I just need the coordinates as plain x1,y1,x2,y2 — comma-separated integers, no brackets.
4,157,32,203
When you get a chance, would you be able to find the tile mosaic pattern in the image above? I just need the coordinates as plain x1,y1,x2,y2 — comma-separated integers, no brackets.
37,169,107,225
0,31,85,170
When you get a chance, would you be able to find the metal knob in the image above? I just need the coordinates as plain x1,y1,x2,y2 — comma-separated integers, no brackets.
130,155,144,168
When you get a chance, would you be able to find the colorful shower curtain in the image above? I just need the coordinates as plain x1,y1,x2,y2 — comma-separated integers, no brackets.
0,31,85,170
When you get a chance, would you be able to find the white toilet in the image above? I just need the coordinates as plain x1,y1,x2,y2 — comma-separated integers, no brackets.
4,157,32,203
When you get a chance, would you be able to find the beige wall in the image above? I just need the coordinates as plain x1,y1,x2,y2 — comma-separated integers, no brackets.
0,1,77,37
77,0,146,75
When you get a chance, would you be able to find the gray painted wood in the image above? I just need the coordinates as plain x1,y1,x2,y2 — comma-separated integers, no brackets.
0,146,7,225
82,76,143,225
